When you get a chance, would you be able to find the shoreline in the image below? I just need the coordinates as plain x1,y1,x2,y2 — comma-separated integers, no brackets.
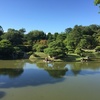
29,52,100,62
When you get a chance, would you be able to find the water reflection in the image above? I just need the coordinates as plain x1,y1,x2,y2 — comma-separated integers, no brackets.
0,69,65,88
0,68,24,78
0,91,6,99
36,61,100,77
37,62,68,78
66,62,100,76
0,60,100,88
0,60,26,68
0,60,66,88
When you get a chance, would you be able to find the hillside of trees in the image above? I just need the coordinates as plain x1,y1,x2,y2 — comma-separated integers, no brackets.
0,24,100,59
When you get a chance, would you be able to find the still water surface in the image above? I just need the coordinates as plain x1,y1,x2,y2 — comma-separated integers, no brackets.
0,59,100,100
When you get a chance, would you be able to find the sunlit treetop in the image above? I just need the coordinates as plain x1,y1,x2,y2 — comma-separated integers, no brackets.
94,0,100,13
0,26,3,32
94,0,100,5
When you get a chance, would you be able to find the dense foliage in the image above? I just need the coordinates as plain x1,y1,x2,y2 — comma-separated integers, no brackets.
94,0,100,12
0,24,100,59
94,0,100,5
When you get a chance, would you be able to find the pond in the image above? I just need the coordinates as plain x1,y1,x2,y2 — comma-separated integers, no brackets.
0,59,100,100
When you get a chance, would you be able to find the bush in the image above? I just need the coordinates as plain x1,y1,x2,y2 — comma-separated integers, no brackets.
95,46,100,52
36,45,47,52
18,45,32,52
44,48,67,58
13,47,24,58
68,49,74,53
0,40,14,58
75,48,83,56
66,46,74,53
26,51,33,55
44,48,57,57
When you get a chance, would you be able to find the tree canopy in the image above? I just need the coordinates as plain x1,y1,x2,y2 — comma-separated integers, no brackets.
0,24,100,59
94,0,100,5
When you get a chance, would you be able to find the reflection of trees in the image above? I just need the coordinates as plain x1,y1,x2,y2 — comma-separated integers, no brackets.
36,62,68,78
72,62,100,70
70,63,82,76
70,62,100,76
0,60,25,68
0,91,6,99
0,59,26,78
0,68,24,78
46,69,67,78
0,59,35,68
0,60,66,88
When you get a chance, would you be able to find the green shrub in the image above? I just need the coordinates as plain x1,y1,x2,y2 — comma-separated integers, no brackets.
95,46,100,52
18,45,32,52
36,45,47,52
13,47,24,58
75,48,83,56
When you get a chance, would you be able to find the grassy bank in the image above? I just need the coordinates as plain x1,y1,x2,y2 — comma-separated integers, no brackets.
29,52,64,62
29,52,82,62
29,50,100,62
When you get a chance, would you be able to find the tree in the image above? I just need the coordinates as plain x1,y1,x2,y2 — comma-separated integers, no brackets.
75,48,83,56
94,0,100,5
46,32,53,44
36,45,47,52
0,40,14,58
67,29,82,50
89,24,100,32
56,33,66,41
19,28,26,34
0,26,3,36
2,28,24,45
26,30,46,44
65,25,99,50
78,39,88,49
44,48,57,57
94,0,100,13
84,35,97,49
44,41,67,58
46,32,53,40
82,26,94,35
65,27,72,34
13,47,24,58
53,32,59,40
0,26,4,40
95,46,100,52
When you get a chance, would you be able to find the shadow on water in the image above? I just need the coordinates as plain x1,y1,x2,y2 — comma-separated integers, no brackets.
0,91,6,99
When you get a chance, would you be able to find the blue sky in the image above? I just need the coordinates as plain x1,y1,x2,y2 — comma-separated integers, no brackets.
0,0,100,33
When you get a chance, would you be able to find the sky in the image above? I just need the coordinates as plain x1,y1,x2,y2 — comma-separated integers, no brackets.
0,0,100,34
